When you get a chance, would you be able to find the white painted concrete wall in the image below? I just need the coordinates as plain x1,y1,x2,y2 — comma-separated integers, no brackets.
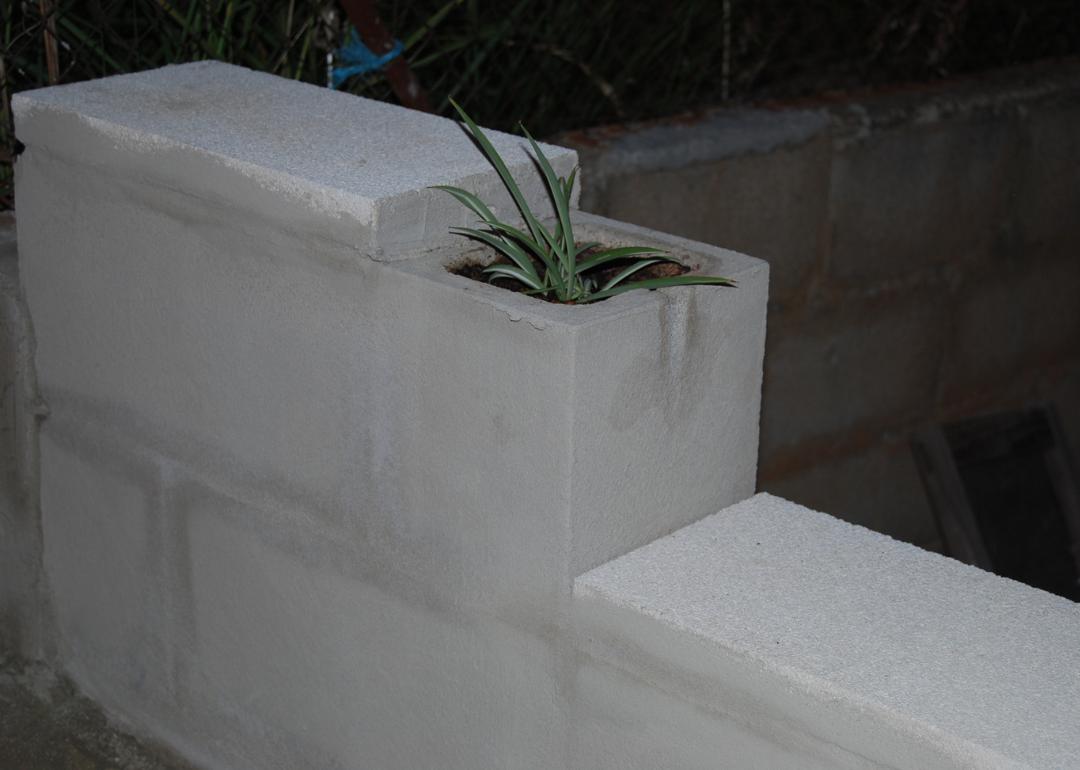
14,63,768,769
576,493,1080,770
14,61,1079,770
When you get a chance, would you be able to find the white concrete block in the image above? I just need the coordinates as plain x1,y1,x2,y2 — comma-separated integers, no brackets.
15,63,770,769
575,493,1080,770
18,129,767,618
38,426,173,703
13,61,577,260
572,660,841,770
567,215,766,574
182,500,566,770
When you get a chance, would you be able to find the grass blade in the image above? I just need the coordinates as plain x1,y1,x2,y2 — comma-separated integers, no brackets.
600,259,662,292
587,274,736,301
449,98,547,247
482,264,543,291
522,127,574,275
576,246,670,273
451,227,541,283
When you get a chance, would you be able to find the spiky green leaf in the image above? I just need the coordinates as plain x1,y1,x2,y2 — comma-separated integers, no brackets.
482,264,544,291
586,274,737,302
576,246,671,273
449,99,548,248
600,259,663,292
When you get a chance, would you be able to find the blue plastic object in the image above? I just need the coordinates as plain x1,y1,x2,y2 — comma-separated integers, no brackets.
331,28,404,89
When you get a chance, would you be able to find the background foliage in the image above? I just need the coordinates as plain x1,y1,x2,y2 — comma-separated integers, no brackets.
2,0,1078,205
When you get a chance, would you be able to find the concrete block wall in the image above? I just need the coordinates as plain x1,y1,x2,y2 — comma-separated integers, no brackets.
12,62,768,769
8,60,1080,770
574,493,1080,769
560,59,1080,552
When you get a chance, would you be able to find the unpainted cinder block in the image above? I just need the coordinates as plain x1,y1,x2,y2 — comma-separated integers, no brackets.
759,299,946,456
828,117,1019,283
1015,105,1080,259
943,256,1080,398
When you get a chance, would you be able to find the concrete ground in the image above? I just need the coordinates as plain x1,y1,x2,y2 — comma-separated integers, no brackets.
0,656,194,770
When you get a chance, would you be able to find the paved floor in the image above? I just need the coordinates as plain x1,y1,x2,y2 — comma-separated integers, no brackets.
0,655,194,770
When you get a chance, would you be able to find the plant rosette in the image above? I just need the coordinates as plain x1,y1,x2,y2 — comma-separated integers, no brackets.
434,100,736,305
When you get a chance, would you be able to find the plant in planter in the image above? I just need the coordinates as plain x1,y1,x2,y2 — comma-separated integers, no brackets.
435,101,735,304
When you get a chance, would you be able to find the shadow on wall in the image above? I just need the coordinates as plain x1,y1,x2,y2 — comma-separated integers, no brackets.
560,59,1080,555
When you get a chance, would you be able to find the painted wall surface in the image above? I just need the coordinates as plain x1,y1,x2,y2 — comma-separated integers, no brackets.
11,60,1080,770
559,60,1080,554
12,63,768,769
575,493,1080,770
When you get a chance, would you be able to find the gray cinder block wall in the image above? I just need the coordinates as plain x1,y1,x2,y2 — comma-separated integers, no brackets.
559,59,1080,553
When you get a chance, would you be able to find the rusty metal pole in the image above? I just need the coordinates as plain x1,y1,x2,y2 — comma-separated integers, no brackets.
38,0,60,85
337,0,432,112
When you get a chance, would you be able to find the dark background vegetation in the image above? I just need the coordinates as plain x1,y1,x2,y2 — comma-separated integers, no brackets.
2,0,1079,205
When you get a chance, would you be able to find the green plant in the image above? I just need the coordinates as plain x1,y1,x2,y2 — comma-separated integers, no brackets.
434,100,734,304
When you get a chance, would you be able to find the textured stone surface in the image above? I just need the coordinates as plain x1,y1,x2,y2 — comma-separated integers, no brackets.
14,61,577,260
576,493,1080,770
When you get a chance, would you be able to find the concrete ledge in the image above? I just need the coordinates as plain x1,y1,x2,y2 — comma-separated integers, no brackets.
13,61,577,260
574,493,1080,769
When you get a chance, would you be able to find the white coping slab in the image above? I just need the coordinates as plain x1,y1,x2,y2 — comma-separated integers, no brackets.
12,61,577,259
575,493,1080,770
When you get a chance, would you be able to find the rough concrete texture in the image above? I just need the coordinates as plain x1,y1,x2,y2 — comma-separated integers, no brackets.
1015,104,1080,259
0,654,195,770
827,115,1019,283
759,298,946,456
561,60,1080,549
15,64,769,769
0,212,47,659
944,256,1080,398
576,493,1080,770
13,61,577,260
